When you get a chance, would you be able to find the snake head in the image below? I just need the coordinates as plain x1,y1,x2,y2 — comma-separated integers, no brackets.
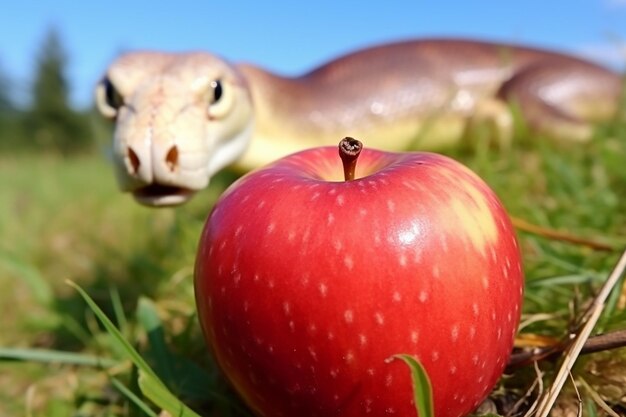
95,51,254,206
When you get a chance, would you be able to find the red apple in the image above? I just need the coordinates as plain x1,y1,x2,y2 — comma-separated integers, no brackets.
195,138,523,417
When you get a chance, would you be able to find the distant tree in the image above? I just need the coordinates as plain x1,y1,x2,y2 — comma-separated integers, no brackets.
0,62,14,114
0,61,24,150
24,27,92,153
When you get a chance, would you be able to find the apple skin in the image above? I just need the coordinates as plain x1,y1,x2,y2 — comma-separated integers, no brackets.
195,145,524,417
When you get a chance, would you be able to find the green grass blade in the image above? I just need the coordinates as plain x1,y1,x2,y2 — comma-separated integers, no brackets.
138,369,203,417
392,354,434,417
66,280,159,381
136,297,175,385
68,280,207,416
111,377,159,417
109,285,128,336
0,346,117,367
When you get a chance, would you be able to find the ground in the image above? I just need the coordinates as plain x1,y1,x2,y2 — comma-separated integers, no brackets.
1,120,625,416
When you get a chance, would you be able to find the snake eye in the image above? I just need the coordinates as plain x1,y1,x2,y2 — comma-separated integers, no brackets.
211,80,223,103
207,79,234,120
96,77,124,118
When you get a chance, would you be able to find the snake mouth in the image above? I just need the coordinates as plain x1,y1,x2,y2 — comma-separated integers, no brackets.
132,184,196,207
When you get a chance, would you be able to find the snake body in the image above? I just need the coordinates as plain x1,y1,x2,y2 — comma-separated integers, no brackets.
96,38,622,206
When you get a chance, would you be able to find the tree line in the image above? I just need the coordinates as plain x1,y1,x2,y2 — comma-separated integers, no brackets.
0,28,111,155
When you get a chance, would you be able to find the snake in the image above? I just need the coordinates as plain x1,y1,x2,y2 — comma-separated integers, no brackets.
95,38,622,206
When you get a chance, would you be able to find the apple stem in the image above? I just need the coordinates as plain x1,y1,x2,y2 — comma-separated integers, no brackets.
338,137,363,181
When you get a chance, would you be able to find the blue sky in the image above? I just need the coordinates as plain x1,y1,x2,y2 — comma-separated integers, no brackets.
1,0,625,109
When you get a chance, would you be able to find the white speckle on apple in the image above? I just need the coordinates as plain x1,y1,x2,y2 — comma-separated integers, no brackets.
311,192,321,201
472,302,479,316
490,246,498,262
402,180,416,191
385,373,393,387
472,354,479,365
328,188,337,195
432,265,441,279
327,213,335,225
283,302,291,315
233,273,241,285
268,279,275,289
253,273,260,283
319,283,328,297
234,225,243,237
373,231,382,245
266,222,276,234
308,323,317,332
288,320,295,333
387,199,396,213
359,207,368,217
398,254,407,267
302,227,311,244
328,331,335,340
374,312,385,325
336,194,345,206
344,309,354,323
469,326,476,339
257,200,266,210
410,330,419,344
359,334,368,346
507,312,512,323
431,351,440,362
268,345,274,354
451,324,460,342
497,327,502,340
392,291,402,302
503,266,509,279
287,230,296,242
491,310,497,321
308,346,318,360
367,368,375,376
344,255,354,270
333,239,343,252
330,369,339,378
449,365,457,375
482,275,489,289
345,351,355,364
418,290,429,303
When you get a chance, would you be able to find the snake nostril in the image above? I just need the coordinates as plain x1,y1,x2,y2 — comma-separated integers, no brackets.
127,147,141,174
165,145,179,172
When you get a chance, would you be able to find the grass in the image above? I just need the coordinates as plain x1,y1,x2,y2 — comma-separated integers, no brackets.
0,118,625,416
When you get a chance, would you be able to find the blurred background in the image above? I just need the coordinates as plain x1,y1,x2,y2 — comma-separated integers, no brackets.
0,0,624,155
1,2,625,416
